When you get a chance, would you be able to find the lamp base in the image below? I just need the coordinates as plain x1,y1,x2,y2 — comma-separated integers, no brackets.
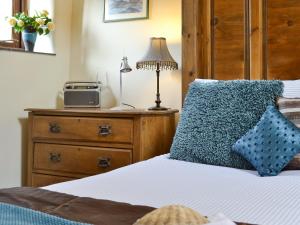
148,106,169,111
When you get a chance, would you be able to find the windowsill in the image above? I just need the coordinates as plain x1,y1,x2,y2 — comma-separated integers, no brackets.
0,46,56,56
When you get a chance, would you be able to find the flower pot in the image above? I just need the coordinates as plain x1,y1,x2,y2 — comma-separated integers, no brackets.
22,30,37,52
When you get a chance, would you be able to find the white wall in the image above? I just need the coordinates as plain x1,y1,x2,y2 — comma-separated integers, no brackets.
0,0,72,188
70,0,182,110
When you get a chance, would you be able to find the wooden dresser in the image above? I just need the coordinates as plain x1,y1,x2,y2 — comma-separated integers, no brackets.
26,108,178,187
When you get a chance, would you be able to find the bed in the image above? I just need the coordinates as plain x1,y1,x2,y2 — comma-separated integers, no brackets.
43,154,300,225
1,153,299,225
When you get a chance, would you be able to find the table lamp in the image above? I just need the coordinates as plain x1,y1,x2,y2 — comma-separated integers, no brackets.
111,57,133,110
137,37,178,110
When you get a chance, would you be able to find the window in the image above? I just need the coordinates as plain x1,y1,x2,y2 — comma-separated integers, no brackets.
0,0,28,49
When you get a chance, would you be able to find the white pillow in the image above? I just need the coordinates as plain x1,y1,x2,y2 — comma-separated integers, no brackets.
195,79,218,83
282,80,300,98
195,79,300,98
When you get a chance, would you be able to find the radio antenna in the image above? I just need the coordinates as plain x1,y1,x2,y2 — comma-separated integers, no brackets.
105,72,109,86
96,72,99,83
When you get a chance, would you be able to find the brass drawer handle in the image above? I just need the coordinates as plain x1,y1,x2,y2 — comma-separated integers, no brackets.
49,153,61,163
98,157,111,169
49,123,61,134
98,125,112,136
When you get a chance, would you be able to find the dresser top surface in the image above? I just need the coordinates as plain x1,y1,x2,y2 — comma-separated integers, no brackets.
25,108,179,116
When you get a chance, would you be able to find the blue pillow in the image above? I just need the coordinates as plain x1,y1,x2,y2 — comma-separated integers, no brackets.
233,106,300,176
170,80,283,169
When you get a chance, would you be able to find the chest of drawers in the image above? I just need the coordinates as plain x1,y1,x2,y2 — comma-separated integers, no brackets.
26,109,178,187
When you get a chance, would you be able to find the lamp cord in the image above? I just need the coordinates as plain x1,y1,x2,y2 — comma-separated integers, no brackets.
122,103,135,109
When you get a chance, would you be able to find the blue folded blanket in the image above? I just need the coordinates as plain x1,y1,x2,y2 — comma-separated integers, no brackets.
0,203,91,225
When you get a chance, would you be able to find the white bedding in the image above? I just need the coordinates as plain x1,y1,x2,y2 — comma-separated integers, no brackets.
45,154,300,225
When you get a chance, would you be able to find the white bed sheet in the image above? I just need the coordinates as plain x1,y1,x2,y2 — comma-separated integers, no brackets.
45,154,300,225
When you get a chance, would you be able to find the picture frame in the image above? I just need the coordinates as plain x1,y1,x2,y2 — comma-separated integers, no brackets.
104,0,149,23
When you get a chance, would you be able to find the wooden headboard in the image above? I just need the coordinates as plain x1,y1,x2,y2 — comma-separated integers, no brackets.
182,0,300,99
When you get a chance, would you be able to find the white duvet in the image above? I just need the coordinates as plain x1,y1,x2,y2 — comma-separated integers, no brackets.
45,155,300,225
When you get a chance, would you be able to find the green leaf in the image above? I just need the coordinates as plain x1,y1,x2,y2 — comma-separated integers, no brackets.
38,28,44,35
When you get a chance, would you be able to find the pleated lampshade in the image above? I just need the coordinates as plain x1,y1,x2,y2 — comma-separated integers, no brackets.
136,37,178,70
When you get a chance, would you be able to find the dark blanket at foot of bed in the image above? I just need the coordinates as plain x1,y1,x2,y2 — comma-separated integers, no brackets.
0,187,154,225
0,187,254,225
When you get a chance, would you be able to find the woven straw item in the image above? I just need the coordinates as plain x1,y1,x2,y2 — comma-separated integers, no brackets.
133,205,209,225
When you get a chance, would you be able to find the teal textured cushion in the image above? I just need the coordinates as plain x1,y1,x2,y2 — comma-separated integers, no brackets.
232,106,300,176
170,80,283,169
0,202,91,225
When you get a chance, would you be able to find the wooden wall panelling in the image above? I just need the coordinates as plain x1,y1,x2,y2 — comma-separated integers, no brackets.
213,0,250,80
199,0,212,80
182,0,300,100
182,0,251,97
249,0,300,80
182,0,201,101
182,0,213,100
239,0,300,80
266,0,300,80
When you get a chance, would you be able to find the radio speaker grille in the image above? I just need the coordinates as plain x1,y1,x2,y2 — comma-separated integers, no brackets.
64,91,100,107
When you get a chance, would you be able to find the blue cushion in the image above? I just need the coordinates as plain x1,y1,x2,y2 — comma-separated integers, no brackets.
0,202,91,225
232,106,300,176
170,80,283,169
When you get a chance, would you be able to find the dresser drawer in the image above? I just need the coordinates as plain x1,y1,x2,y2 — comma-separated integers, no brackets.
32,116,133,144
33,143,132,175
32,173,74,187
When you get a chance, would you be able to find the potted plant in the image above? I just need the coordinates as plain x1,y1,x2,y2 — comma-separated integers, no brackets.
7,10,55,52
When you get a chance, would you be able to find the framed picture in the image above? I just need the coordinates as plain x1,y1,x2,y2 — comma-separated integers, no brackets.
104,0,149,23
